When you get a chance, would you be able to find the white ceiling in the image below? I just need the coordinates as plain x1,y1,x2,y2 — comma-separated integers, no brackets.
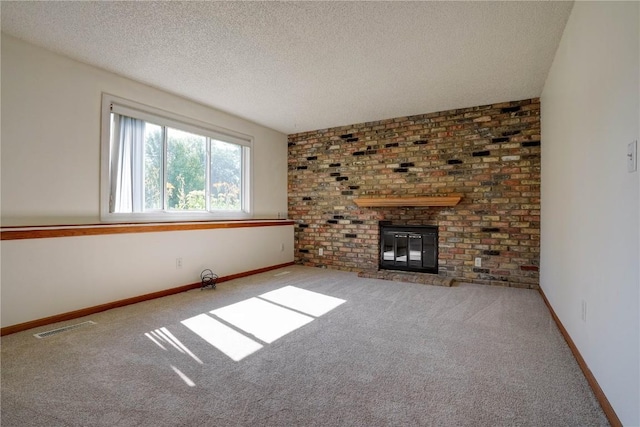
1,1,573,134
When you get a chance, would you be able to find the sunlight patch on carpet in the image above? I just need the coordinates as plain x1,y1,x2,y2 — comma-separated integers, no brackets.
171,365,196,387
158,327,203,364
160,286,346,362
210,297,314,344
259,285,346,317
182,313,263,362
145,328,203,364
145,332,167,350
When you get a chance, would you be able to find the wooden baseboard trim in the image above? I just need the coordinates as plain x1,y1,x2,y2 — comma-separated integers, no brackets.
0,261,295,336
538,287,621,427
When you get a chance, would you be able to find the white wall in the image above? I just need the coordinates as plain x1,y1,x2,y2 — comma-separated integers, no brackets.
1,35,293,328
540,2,639,425
1,34,288,225
1,226,294,328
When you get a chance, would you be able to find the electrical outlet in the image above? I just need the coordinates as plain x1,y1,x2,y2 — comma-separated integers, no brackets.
319,248,324,256
581,300,587,322
474,257,482,267
628,140,637,172
176,258,183,269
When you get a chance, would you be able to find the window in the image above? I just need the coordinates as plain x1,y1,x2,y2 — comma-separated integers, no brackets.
101,94,252,221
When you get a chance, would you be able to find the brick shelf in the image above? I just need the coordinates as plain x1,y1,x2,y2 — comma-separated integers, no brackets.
354,196,461,208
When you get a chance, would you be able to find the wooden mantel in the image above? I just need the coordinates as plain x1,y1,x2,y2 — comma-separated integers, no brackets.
353,196,462,208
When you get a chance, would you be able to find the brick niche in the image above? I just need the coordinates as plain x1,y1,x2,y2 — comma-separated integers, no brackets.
288,99,540,289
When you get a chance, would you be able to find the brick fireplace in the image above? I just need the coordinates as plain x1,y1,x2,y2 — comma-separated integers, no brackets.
288,99,540,289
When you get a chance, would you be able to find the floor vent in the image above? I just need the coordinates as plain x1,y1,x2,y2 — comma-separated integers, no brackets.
34,321,96,339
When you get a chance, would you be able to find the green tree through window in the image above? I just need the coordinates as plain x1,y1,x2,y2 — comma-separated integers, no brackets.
110,110,248,214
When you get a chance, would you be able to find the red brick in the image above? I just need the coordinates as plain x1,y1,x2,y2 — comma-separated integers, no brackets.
288,99,540,287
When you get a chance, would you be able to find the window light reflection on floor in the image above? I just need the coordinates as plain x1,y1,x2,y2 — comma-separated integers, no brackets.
170,365,196,387
144,328,203,364
177,286,346,362
159,327,203,364
181,313,263,362
210,297,314,344
259,285,346,317
145,332,167,350
155,328,184,353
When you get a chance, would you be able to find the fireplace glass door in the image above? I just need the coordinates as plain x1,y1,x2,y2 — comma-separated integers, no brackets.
408,235,422,268
422,233,437,269
379,225,438,273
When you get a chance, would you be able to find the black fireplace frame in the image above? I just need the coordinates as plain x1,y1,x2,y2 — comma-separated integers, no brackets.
379,224,438,274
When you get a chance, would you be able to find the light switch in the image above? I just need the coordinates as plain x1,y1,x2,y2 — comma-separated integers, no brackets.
628,140,637,172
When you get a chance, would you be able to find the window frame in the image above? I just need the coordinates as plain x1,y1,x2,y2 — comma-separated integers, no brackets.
100,94,253,222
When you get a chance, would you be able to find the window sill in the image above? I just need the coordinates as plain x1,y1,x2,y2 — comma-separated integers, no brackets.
100,210,253,223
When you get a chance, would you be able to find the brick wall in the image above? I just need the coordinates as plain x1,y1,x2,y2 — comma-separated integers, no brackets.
287,99,540,288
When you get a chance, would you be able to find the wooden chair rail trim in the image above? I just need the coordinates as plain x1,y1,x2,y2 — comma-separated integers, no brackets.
0,261,295,336
538,287,622,427
0,219,294,241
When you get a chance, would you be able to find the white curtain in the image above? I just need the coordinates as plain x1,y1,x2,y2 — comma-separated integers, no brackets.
110,115,145,213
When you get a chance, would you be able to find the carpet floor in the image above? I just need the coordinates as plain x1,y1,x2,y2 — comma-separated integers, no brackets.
1,265,608,426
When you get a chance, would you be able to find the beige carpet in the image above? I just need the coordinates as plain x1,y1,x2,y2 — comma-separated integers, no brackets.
1,266,608,426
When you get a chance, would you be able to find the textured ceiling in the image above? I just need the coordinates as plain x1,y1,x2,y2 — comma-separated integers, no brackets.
1,1,573,134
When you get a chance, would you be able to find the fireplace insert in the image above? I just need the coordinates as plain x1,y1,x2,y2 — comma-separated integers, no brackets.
379,225,438,274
